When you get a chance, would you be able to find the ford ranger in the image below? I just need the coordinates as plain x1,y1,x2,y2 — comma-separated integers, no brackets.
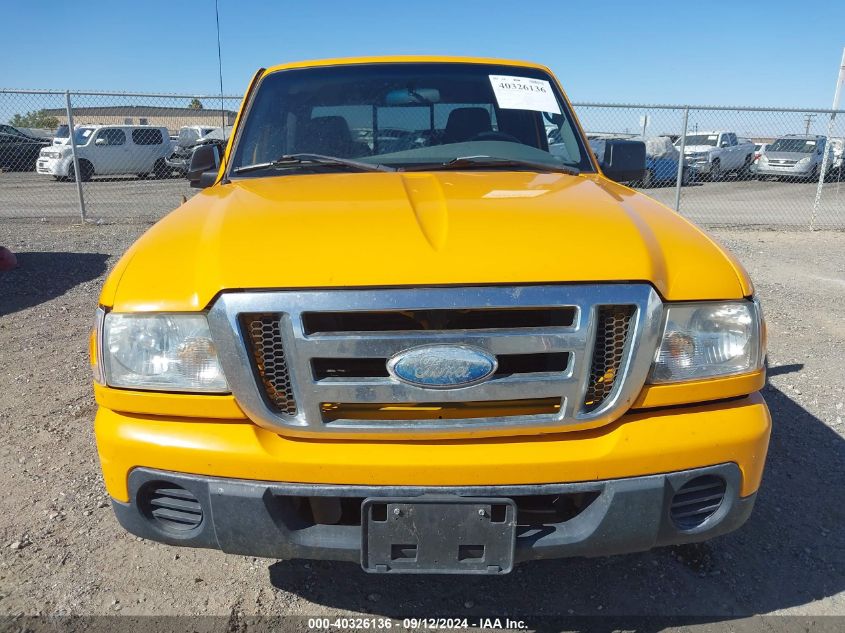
91,56,770,575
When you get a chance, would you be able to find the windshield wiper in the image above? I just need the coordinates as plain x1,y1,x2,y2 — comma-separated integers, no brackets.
232,153,394,175
404,155,580,176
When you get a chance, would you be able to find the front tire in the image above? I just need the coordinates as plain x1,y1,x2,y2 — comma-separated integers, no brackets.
67,160,94,182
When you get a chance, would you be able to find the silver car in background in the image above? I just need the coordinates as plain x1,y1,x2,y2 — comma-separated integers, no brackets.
755,134,833,181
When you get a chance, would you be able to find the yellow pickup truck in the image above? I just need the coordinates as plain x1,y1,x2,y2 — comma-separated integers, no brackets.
91,56,770,574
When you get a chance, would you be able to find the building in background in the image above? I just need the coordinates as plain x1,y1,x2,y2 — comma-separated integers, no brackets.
42,105,237,134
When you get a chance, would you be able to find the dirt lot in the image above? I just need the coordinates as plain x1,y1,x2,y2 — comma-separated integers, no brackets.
0,218,843,625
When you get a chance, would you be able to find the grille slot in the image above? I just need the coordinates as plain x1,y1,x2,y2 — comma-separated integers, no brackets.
311,352,570,381
302,307,576,334
583,305,635,412
242,314,297,415
321,398,562,422
670,475,727,530
142,483,203,531
285,490,600,527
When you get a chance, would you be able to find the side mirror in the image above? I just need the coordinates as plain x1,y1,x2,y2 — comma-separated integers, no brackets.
95,138,107,146
599,139,646,183
187,144,221,188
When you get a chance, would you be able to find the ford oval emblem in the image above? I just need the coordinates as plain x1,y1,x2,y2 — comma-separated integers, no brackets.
387,345,498,389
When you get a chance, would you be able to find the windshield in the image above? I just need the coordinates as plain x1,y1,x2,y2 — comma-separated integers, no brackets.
678,134,719,147
72,127,95,146
768,138,819,153
230,62,593,175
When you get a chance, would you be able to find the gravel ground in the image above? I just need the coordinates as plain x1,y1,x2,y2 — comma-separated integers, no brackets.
0,218,843,626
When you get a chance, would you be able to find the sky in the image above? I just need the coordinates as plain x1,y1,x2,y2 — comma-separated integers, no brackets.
3,0,844,108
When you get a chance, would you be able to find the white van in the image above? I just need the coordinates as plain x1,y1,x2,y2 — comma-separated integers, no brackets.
36,125,172,181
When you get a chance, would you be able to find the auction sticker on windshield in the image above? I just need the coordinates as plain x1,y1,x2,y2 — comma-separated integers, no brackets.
489,75,561,114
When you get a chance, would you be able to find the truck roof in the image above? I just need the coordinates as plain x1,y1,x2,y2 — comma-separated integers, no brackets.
264,55,551,75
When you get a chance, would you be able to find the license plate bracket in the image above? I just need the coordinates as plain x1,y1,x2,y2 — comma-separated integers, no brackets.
361,497,516,574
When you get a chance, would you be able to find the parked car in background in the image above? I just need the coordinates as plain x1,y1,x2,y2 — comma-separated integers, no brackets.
675,131,755,180
0,124,52,171
167,125,232,176
36,125,172,181
755,135,833,182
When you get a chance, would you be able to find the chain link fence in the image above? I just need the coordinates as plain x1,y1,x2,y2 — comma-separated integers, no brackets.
576,103,845,229
0,90,241,223
1,89,843,228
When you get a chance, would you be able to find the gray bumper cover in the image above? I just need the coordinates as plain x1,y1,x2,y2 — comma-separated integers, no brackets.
112,463,755,565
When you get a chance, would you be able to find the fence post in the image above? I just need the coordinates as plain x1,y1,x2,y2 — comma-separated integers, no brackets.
64,90,86,224
673,106,690,212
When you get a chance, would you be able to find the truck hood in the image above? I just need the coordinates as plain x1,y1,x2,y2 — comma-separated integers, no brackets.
102,172,752,311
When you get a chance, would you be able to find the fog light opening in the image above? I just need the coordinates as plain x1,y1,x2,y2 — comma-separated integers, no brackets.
670,475,727,531
138,481,204,533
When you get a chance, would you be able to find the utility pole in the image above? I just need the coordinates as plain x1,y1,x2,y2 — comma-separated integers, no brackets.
804,113,817,135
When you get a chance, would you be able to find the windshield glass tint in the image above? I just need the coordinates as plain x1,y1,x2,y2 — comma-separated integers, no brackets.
230,63,592,174
680,134,719,147
73,128,95,146
768,138,818,153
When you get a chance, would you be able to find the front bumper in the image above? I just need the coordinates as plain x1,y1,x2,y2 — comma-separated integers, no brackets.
686,159,712,174
755,164,814,177
96,393,770,566
36,156,68,176
112,463,756,565
164,153,190,172
95,393,770,502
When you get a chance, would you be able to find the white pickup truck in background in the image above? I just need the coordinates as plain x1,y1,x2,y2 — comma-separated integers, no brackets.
675,131,755,180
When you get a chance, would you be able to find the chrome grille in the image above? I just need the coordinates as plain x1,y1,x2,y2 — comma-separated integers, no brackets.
583,306,635,412
207,284,662,439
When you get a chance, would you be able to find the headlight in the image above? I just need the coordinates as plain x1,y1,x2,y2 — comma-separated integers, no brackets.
102,312,228,392
796,157,811,166
649,300,764,383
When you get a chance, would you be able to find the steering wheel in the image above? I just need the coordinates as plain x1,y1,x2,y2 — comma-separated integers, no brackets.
470,130,521,143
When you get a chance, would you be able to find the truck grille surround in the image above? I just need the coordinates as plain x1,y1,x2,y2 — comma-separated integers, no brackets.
208,285,663,439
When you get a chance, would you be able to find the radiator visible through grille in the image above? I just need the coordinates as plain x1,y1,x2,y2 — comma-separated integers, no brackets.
242,314,297,415
583,306,635,412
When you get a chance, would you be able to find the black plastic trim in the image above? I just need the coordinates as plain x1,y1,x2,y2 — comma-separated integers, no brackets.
111,463,755,570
